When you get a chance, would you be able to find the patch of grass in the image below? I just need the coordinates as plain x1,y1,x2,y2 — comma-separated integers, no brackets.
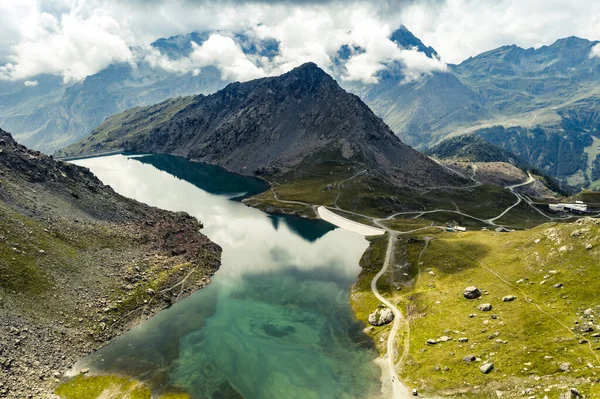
351,235,388,317
244,196,316,218
571,190,600,206
493,201,555,229
378,217,433,232
158,393,191,399
55,375,192,399
270,180,338,207
250,168,548,228
0,204,70,295
399,219,600,397
55,375,151,399
419,211,488,229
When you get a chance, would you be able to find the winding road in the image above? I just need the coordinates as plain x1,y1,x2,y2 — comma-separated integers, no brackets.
370,232,409,398
485,173,535,224
368,228,441,399
334,170,367,209
251,169,599,398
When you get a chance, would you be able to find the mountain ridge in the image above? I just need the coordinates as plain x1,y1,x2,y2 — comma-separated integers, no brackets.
59,62,467,189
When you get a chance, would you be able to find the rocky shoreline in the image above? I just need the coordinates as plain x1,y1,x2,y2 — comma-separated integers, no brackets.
0,130,221,399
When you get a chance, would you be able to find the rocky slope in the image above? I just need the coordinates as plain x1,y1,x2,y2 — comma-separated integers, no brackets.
58,63,466,189
346,69,489,148
355,33,600,189
474,125,596,188
427,134,520,164
0,129,221,398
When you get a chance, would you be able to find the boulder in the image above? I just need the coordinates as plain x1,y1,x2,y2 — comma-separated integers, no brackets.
478,303,492,311
368,307,394,326
463,286,481,299
560,362,571,372
463,355,476,363
480,362,494,374
502,295,516,302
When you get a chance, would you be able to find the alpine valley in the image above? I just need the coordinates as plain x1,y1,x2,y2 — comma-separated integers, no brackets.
2,19,600,399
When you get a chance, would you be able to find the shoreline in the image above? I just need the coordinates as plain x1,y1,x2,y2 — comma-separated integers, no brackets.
50,153,396,399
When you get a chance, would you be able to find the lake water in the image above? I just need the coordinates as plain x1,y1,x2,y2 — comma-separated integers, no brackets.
73,154,381,399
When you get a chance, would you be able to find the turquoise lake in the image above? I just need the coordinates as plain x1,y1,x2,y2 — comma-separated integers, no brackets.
73,154,381,399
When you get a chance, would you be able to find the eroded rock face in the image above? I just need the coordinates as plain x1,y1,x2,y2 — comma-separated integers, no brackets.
368,307,394,326
463,286,481,299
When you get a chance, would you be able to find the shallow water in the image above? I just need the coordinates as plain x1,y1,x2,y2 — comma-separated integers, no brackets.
73,154,380,399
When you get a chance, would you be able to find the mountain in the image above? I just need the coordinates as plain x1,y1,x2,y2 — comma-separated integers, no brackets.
474,124,597,189
0,25,490,154
353,33,600,182
5,26,600,188
58,62,467,189
344,27,489,147
427,134,520,163
427,133,566,196
0,128,220,397
390,25,438,59
0,34,231,154
3,26,445,154
348,72,489,146
452,36,600,116
368,34,600,189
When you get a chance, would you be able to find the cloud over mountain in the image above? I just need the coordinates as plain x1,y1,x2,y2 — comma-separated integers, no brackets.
1,0,599,83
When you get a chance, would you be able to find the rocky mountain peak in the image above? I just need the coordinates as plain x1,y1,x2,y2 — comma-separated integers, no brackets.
60,65,467,188
390,25,438,59
275,62,337,92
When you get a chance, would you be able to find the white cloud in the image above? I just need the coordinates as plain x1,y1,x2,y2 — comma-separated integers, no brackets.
144,33,265,81
0,1,448,84
399,0,600,64
1,0,599,83
0,1,134,82
590,43,600,58
24,80,39,86
340,17,447,83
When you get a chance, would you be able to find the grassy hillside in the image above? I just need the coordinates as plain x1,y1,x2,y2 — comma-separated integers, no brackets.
352,217,600,397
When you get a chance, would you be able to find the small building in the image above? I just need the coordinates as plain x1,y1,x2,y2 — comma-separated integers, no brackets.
549,202,588,214
446,226,467,232
549,204,565,212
